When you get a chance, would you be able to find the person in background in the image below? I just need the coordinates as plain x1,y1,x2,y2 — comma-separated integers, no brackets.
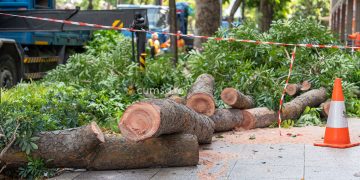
148,33,160,59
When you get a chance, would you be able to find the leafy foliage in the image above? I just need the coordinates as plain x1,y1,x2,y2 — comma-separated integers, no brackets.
187,18,359,110
18,157,56,179
295,106,323,127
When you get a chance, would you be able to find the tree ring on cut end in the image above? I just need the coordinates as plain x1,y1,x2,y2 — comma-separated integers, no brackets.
239,110,256,130
221,88,238,106
119,102,161,141
186,93,215,116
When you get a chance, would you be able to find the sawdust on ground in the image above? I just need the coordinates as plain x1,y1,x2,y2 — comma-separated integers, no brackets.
197,118,360,179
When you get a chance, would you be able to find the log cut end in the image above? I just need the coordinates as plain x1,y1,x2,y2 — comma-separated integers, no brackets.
301,80,312,91
237,110,256,131
321,101,331,117
119,102,161,141
90,121,106,143
220,88,238,106
186,93,215,116
286,84,300,96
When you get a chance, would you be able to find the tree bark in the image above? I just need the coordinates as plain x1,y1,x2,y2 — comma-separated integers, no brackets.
210,109,244,132
2,122,104,169
3,133,199,170
194,0,221,49
186,74,216,116
119,99,215,144
259,0,274,32
221,88,254,109
285,84,302,96
282,88,327,120
241,107,277,130
89,134,199,170
168,95,186,105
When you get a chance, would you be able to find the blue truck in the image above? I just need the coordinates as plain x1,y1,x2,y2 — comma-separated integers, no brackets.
0,0,148,88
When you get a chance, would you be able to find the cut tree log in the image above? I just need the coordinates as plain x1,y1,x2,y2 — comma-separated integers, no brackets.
220,88,254,109
282,88,327,120
300,80,312,91
168,95,186,105
285,84,302,96
2,122,105,169
241,107,277,130
240,88,327,130
89,134,199,170
186,74,216,116
320,100,331,117
210,109,244,132
3,133,199,170
119,99,215,144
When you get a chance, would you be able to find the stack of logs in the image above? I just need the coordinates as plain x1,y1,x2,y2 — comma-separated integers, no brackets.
2,74,328,172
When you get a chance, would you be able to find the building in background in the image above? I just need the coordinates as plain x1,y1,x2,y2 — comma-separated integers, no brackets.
331,0,360,44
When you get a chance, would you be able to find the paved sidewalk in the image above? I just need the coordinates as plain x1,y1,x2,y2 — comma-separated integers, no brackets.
53,119,360,180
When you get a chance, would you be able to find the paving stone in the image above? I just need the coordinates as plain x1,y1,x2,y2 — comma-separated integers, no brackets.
228,163,304,180
305,166,360,180
74,169,160,180
233,144,305,166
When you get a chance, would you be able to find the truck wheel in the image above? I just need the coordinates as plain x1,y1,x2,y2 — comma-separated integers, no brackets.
0,55,18,88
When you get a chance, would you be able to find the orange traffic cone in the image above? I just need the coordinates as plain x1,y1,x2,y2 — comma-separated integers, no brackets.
314,78,360,148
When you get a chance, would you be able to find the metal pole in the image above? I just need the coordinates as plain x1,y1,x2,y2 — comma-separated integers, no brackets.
169,0,178,67
131,31,135,62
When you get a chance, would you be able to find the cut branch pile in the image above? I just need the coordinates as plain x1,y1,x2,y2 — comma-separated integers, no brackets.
2,75,329,172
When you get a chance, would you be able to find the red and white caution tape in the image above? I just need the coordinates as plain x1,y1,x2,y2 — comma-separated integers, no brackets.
277,47,297,135
0,12,359,50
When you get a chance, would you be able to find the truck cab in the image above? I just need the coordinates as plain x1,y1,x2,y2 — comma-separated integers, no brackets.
0,0,90,88
0,0,148,88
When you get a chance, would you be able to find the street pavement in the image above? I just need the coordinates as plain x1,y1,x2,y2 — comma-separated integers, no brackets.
52,119,360,180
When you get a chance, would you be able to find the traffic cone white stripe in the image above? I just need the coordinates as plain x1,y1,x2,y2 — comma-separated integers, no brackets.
326,101,348,128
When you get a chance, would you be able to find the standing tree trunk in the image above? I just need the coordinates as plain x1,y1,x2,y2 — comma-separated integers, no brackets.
88,0,94,10
259,0,274,32
119,99,215,144
194,0,221,49
228,0,242,29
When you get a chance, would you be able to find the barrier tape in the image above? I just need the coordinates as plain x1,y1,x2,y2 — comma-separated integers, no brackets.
277,47,297,135
0,12,359,50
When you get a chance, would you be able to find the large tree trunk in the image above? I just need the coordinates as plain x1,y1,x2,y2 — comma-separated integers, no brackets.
282,88,327,120
119,99,215,144
259,0,274,32
221,88,254,109
2,122,104,169
241,107,277,130
89,134,199,170
3,133,198,170
210,109,244,132
194,0,221,48
186,74,216,116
